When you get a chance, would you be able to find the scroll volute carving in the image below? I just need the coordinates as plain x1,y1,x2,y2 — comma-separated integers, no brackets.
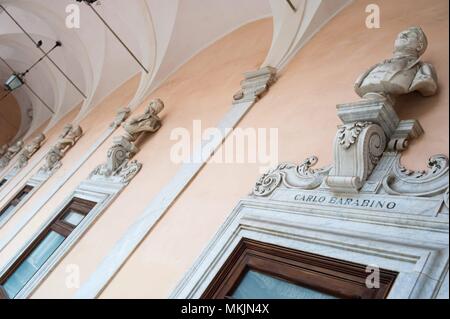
90,99,164,183
383,154,449,197
254,156,331,197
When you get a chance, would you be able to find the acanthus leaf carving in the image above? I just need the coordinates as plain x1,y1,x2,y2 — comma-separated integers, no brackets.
337,122,371,149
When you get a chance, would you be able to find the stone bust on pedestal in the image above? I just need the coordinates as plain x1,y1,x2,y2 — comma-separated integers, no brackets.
355,27,438,101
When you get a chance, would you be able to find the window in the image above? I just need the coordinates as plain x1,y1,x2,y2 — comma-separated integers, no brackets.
0,197,96,299
0,185,34,218
202,239,398,299
0,178,7,188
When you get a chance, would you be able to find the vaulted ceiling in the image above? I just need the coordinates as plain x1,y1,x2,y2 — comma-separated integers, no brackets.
0,0,351,143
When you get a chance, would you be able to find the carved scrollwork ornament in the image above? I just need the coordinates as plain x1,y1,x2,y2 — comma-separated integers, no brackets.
253,166,284,197
253,156,331,197
118,160,143,184
383,154,449,197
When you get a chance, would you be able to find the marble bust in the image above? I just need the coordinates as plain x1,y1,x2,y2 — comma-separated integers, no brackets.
122,99,164,140
355,27,438,100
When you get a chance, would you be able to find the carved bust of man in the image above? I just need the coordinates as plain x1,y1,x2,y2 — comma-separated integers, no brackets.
355,27,438,100
55,126,83,151
123,99,164,139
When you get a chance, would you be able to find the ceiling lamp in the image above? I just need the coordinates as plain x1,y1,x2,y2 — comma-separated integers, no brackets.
3,40,61,93
0,3,86,99
4,74,24,92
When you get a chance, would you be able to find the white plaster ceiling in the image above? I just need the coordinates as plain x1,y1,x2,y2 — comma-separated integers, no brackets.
0,0,351,142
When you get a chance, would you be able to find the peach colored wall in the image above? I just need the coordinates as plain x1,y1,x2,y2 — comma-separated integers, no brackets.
28,18,273,299
99,0,448,298
1,0,446,299
0,94,21,146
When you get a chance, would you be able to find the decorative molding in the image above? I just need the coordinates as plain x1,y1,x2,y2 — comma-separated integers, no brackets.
253,156,331,197
387,120,424,152
0,173,46,229
336,98,399,138
3,179,124,299
232,66,277,104
170,198,449,299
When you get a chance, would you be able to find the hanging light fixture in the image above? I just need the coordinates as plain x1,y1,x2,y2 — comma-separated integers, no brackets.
4,74,24,92
0,3,86,99
3,40,61,93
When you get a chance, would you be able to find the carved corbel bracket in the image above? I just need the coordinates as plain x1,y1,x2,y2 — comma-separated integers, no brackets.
324,121,386,193
233,66,277,104
324,96,428,193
